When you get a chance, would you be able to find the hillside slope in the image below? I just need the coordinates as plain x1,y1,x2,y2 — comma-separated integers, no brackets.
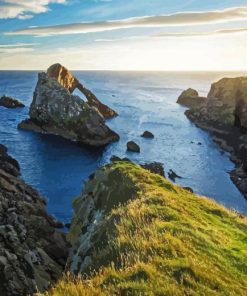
41,161,247,296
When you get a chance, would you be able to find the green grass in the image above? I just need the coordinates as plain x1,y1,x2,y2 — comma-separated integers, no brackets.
40,161,247,296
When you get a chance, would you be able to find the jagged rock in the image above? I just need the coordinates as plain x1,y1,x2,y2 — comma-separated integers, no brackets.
47,64,118,119
140,162,165,177
0,95,25,109
18,72,119,147
127,141,140,153
141,131,154,138
177,88,206,108
0,144,69,296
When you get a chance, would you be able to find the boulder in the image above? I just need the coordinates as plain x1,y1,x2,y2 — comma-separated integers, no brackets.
177,88,206,108
141,130,154,138
0,144,69,296
0,95,25,108
47,64,118,119
18,72,119,147
127,141,140,153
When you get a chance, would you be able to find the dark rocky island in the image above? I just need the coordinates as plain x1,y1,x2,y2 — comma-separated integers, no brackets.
0,95,25,108
178,76,247,199
18,65,119,147
0,144,68,296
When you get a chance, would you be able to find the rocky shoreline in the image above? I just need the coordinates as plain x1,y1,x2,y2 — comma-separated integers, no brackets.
0,144,69,295
177,77,247,200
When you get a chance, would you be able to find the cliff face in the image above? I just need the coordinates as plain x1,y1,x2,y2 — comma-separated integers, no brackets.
0,145,69,296
18,72,119,147
55,160,247,296
186,76,247,129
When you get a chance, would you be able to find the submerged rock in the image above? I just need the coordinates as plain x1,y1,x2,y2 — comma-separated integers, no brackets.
0,95,25,108
177,88,206,108
141,130,154,138
0,144,69,296
127,141,140,153
47,63,118,119
18,72,119,147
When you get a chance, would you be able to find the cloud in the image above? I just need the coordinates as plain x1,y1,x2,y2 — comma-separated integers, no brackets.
0,42,37,53
5,6,247,36
0,0,67,19
153,27,247,38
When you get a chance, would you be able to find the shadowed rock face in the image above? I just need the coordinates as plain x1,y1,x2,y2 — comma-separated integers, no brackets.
47,63,118,119
0,144,69,296
18,72,119,147
185,76,247,129
177,88,206,108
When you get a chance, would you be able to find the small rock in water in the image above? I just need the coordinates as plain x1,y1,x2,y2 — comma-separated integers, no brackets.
168,169,182,182
0,95,25,108
141,131,154,138
127,141,140,153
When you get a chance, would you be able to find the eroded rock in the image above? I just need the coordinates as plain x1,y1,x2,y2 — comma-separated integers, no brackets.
0,145,69,296
47,63,118,119
18,72,119,147
177,88,206,108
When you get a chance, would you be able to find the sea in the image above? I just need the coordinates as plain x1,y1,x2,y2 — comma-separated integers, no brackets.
1,70,247,224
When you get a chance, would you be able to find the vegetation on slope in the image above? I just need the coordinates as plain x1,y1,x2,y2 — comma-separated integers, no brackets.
40,161,247,296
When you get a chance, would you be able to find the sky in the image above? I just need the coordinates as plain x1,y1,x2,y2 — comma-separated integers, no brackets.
0,0,247,71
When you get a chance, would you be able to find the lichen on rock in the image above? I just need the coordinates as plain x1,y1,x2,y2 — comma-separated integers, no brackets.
18,72,119,147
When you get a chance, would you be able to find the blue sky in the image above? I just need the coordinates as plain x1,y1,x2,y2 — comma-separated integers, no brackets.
0,0,247,70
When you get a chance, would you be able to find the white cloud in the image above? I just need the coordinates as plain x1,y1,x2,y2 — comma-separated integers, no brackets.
0,0,67,19
5,6,247,35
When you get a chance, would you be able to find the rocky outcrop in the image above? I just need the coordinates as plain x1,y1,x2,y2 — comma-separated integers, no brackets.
183,76,247,200
67,160,138,274
140,162,165,176
0,95,25,108
18,72,119,147
0,144,69,296
47,64,118,119
127,141,140,153
177,88,206,108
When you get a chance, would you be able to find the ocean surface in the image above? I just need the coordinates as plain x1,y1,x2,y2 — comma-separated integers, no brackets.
1,70,247,223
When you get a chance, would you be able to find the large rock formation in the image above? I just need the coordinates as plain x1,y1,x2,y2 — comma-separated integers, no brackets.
18,72,119,147
182,76,247,199
177,88,206,108
47,64,118,119
0,144,68,296
185,76,247,128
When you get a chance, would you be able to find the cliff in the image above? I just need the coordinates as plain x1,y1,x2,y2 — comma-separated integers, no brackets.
42,160,247,295
0,144,69,296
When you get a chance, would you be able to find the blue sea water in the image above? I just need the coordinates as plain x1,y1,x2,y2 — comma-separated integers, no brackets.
1,70,247,223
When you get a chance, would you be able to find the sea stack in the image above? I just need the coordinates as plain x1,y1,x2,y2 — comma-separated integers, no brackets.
18,66,119,147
